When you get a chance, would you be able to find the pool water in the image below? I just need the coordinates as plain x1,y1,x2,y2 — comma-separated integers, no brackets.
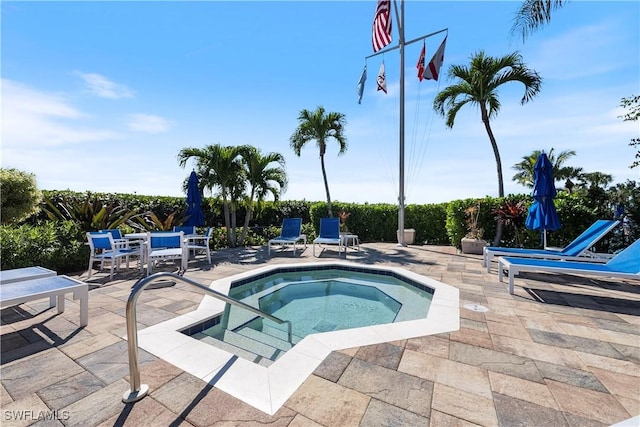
258,280,402,336
195,267,434,347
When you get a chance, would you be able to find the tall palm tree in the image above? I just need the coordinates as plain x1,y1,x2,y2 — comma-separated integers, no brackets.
177,144,244,247
290,106,347,217
511,148,581,188
433,51,542,246
237,146,288,245
511,0,568,41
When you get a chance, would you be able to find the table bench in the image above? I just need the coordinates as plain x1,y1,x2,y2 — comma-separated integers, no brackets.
0,276,89,326
0,266,56,284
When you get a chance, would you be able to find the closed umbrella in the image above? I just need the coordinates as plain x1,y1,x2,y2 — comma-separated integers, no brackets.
184,171,204,227
525,152,561,247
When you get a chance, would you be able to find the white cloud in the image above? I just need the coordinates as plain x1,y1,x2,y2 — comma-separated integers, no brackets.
1,78,121,148
75,72,135,99
126,113,173,134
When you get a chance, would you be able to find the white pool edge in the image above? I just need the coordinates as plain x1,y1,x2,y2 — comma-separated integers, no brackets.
132,261,460,415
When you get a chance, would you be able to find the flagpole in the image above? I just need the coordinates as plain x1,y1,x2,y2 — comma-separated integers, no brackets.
365,1,448,246
397,0,406,246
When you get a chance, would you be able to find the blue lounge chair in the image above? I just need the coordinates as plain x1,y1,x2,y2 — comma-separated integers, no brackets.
499,238,640,294
313,217,344,257
268,218,306,256
483,219,620,272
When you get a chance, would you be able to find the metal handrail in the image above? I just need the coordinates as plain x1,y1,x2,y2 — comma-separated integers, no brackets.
122,272,293,403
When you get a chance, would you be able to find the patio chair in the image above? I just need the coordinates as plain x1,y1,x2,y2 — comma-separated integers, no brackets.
173,225,196,236
498,238,640,294
483,219,620,272
268,218,307,256
87,232,143,280
147,231,187,276
100,228,140,251
313,217,344,257
187,227,213,264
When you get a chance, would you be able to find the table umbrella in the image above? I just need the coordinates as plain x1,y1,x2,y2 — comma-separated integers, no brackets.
525,152,561,247
184,171,204,227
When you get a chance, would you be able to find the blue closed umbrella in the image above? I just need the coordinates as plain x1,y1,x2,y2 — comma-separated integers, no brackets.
184,171,204,227
525,152,561,247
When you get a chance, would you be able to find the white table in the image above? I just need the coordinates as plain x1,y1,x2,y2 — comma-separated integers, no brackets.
0,266,56,284
0,275,89,326
340,234,360,251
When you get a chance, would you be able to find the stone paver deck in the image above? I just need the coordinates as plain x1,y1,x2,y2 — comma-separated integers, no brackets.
1,243,638,426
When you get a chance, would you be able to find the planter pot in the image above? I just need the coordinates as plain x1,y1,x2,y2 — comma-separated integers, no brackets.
397,229,416,245
461,238,488,255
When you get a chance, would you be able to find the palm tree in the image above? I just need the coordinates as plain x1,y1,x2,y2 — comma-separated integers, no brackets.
511,0,568,41
433,51,542,246
577,171,613,190
178,144,244,247
237,146,288,245
290,106,347,217
511,148,581,188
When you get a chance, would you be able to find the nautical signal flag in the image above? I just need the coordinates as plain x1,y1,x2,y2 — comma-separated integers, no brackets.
356,65,367,104
416,41,426,82
372,0,392,52
377,61,387,94
423,36,447,81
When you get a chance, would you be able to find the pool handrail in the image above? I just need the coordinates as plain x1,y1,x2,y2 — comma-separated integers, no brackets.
122,271,293,403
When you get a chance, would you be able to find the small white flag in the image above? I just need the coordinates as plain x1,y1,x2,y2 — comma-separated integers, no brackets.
377,61,387,94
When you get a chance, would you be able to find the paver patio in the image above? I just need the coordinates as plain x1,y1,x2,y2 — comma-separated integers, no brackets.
1,243,638,426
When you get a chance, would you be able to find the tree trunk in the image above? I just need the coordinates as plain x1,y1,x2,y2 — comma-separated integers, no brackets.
481,104,504,246
239,193,254,246
230,201,237,247
320,154,333,217
222,194,232,247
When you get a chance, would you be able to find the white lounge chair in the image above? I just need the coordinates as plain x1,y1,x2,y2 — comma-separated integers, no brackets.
498,238,640,294
483,219,619,272
268,218,306,256
313,217,344,257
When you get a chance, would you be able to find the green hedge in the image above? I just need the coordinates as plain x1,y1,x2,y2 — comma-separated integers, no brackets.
0,221,88,274
2,187,636,273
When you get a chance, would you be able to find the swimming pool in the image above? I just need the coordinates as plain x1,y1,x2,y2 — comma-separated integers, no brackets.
190,267,434,354
135,261,459,414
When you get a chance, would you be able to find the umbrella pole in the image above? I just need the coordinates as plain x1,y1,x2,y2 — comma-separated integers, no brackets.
543,230,547,249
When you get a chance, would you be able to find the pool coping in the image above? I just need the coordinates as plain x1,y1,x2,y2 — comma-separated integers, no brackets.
133,261,460,415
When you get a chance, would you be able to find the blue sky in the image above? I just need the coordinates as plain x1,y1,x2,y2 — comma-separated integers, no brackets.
2,1,639,205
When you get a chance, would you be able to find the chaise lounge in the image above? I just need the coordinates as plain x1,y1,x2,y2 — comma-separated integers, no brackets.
483,219,619,272
498,238,640,294
268,218,306,256
313,217,344,257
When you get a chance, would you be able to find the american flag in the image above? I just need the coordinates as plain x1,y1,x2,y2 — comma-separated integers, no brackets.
372,0,392,52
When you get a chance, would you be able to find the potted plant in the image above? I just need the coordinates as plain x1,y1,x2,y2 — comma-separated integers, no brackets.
461,201,489,254
492,199,528,248
338,210,351,234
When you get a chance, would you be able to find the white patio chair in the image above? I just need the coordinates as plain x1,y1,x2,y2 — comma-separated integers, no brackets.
187,227,213,264
86,232,143,280
146,231,187,276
